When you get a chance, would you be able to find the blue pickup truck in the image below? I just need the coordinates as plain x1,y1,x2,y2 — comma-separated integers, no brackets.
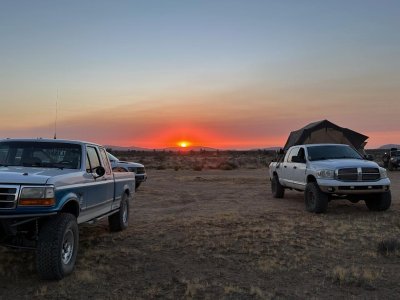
0,139,135,279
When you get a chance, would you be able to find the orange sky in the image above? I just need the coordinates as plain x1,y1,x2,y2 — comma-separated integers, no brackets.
1,1,399,149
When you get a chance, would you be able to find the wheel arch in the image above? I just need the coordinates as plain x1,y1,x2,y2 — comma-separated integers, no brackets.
307,175,317,183
60,199,80,218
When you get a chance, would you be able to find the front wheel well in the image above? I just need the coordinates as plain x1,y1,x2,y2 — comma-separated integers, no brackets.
307,175,317,183
60,200,80,218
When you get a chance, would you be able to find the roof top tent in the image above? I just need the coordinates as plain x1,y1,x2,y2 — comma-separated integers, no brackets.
283,120,369,152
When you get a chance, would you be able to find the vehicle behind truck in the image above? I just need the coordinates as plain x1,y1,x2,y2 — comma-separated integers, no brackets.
107,152,147,190
269,144,391,213
0,139,135,279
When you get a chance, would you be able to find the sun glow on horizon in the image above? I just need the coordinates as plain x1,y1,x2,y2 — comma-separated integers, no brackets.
178,141,191,148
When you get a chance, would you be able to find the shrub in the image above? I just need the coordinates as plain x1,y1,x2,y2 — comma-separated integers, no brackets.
377,238,400,256
218,161,238,170
193,165,203,171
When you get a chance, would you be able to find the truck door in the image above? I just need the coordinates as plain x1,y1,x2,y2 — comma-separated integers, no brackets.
291,147,307,189
84,146,114,217
281,147,299,188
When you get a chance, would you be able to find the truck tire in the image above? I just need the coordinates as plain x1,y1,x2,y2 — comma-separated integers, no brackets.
135,182,141,191
36,213,79,280
365,191,391,211
109,193,129,232
388,161,394,171
304,182,328,213
271,175,285,198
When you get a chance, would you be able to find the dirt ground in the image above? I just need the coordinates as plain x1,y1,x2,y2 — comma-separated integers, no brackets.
1,168,400,299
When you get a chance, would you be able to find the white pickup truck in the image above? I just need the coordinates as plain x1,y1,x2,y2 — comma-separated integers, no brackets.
269,144,391,213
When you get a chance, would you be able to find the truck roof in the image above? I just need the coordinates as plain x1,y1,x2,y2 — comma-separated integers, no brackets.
0,138,103,148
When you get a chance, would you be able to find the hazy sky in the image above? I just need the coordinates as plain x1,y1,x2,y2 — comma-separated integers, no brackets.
1,0,399,149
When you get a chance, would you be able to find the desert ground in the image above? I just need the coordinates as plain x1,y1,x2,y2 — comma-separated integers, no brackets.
1,152,400,299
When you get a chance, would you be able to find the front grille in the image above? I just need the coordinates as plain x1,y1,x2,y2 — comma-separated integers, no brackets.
0,185,19,209
362,168,380,181
336,167,380,182
337,168,358,181
135,167,145,174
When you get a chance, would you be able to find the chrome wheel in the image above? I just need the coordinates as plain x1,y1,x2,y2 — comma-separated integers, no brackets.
122,201,128,225
61,229,74,265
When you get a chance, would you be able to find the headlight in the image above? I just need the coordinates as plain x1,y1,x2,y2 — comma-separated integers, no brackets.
316,169,335,179
379,168,388,179
19,186,55,206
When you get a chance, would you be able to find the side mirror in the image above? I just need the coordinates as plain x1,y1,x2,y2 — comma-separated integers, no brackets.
93,166,106,178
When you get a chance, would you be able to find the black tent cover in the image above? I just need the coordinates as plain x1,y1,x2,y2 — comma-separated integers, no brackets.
283,120,368,151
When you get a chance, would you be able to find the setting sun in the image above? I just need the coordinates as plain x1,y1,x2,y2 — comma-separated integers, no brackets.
178,141,191,148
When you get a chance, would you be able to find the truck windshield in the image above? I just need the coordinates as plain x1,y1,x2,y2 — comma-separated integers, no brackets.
0,141,82,169
307,145,363,161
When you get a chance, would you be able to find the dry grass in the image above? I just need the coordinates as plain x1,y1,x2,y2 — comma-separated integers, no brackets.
0,165,400,299
331,265,382,287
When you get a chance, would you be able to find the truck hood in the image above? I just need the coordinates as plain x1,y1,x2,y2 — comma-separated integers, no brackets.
310,159,380,170
0,166,78,185
117,161,144,168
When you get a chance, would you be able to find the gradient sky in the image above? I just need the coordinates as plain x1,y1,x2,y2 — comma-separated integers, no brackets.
1,0,399,149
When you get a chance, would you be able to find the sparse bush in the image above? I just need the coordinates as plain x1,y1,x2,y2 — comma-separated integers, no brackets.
218,161,238,170
156,165,166,170
174,165,180,171
193,164,203,171
377,238,400,256
331,266,381,287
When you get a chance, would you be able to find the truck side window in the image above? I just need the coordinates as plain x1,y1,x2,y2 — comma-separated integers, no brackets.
86,146,101,172
99,148,112,175
287,148,300,162
297,148,305,162
86,153,91,172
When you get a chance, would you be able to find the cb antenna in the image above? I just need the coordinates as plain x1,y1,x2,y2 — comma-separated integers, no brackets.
54,89,58,139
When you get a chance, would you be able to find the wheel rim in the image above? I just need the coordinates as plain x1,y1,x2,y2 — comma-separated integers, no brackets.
122,201,128,225
61,229,74,265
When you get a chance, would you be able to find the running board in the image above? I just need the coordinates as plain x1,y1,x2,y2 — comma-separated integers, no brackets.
86,209,119,224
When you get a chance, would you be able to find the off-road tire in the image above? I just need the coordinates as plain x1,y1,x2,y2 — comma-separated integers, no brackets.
36,213,79,280
365,191,391,211
271,175,285,198
388,161,394,171
304,182,328,213
135,182,141,191
108,193,129,232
